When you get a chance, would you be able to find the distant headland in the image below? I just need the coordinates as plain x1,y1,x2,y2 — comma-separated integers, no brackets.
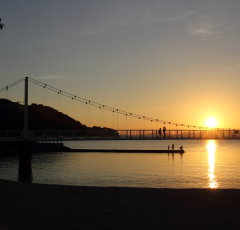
0,98,112,131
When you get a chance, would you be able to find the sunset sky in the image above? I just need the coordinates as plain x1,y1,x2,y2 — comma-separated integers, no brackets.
1,1,240,129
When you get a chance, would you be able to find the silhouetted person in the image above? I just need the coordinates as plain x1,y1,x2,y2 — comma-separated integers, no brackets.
180,145,183,151
163,127,166,137
168,145,170,151
158,128,161,138
172,143,174,150
0,18,5,30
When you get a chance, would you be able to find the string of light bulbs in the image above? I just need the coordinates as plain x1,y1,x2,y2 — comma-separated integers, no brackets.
0,77,223,130
28,77,213,129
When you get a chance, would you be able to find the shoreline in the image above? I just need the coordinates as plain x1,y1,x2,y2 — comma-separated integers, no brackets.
1,179,240,229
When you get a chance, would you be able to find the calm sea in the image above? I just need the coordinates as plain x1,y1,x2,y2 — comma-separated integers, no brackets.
1,140,240,188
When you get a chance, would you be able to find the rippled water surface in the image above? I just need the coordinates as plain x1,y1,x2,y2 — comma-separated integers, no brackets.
1,140,240,188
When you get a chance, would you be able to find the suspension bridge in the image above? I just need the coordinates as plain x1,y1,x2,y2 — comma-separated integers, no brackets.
0,77,239,140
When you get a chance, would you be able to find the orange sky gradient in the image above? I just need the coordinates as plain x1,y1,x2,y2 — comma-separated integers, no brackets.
1,1,240,130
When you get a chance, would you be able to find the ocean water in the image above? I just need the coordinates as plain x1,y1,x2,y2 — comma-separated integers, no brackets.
1,140,240,188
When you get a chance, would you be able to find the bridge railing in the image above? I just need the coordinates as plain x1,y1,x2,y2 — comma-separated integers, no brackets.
0,129,239,141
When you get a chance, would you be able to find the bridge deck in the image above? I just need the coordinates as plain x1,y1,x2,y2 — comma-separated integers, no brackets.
0,129,239,140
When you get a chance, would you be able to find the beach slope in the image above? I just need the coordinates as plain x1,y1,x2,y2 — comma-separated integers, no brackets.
0,179,240,229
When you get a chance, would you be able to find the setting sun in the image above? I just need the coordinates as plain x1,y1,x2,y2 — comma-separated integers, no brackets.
206,118,217,128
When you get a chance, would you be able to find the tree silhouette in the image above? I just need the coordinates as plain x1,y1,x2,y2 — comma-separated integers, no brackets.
0,99,116,132
0,18,5,30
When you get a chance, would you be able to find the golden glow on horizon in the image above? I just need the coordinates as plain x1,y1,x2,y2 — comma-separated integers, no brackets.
206,117,217,128
206,140,218,188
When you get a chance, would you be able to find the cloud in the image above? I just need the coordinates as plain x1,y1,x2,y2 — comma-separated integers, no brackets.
36,75,67,79
80,19,130,36
189,25,222,36
53,3,208,37
223,63,240,72
55,13,134,37
136,7,206,27
223,24,240,29
53,2,207,37
80,25,111,36
223,67,234,71
191,28,216,35
165,9,205,23
73,6,207,36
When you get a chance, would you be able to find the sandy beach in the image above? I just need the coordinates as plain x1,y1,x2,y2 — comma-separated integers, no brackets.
1,179,240,229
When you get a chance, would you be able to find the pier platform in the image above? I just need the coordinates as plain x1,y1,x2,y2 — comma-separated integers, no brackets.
0,141,63,155
0,141,184,155
61,146,184,153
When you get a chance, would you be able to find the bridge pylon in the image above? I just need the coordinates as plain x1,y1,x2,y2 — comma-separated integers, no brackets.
18,77,32,182
24,77,28,139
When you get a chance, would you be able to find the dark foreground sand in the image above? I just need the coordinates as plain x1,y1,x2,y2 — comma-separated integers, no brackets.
1,179,240,230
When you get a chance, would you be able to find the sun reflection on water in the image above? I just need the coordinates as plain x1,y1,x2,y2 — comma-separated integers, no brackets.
206,140,218,188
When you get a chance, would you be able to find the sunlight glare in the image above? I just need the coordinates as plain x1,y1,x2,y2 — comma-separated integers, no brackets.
206,117,217,128
206,140,218,188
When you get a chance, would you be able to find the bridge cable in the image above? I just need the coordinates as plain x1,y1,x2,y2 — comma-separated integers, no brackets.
143,116,145,130
43,85,47,106
117,109,118,130
113,110,114,129
85,102,88,127
89,101,90,127
74,97,76,120
126,114,128,130
59,92,61,112
27,77,214,130
71,98,73,119
0,78,25,94
99,107,101,127
130,113,132,130
29,78,160,125
103,105,105,128
57,92,59,112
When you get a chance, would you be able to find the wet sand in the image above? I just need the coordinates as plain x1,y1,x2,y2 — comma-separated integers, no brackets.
1,179,240,230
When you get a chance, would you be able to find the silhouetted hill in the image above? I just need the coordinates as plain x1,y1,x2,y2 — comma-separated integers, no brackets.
0,99,109,130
